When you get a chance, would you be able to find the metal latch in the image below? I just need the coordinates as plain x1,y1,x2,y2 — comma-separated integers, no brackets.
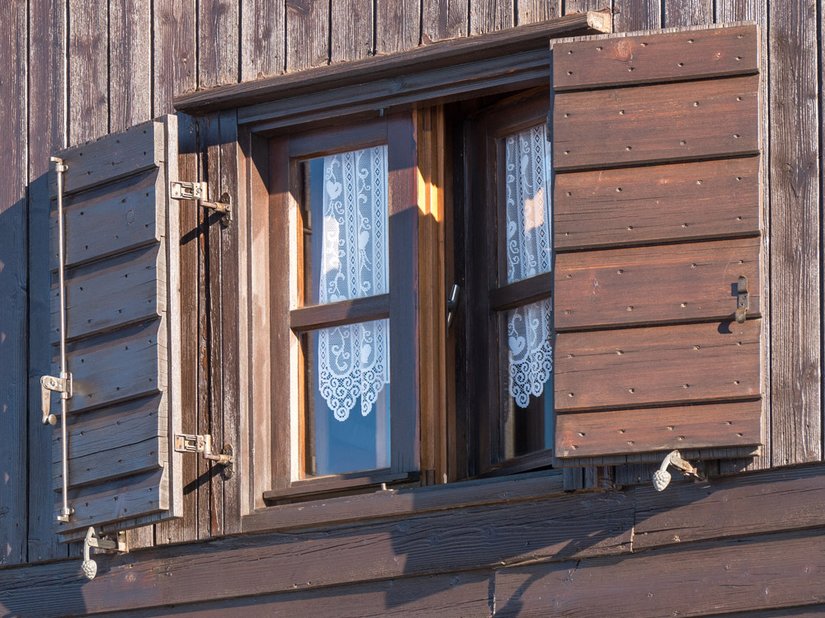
735,275,749,323
82,526,127,580
446,283,460,328
170,181,232,225
40,373,71,425
174,433,233,466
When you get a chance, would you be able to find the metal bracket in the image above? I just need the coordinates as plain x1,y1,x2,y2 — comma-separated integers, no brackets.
40,373,72,425
652,450,703,492
170,181,232,225
174,433,233,466
81,526,128,580
735,275,749,324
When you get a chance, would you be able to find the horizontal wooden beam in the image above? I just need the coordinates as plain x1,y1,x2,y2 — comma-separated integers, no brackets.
174,12,611,115
489,273,552,312
495,528,825,617
289,294,390,331
5,464,825,616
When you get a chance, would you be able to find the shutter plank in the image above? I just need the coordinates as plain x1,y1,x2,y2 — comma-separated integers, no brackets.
53,169,160,268
553,25,757,91
50,120,164,196
555,237,761,331
52,244,161,342
63,320,163,413
556,400,761,458
556,320,761,413
554,75,758,171
53,395,164,488
63,468,168,532
555,157,760,251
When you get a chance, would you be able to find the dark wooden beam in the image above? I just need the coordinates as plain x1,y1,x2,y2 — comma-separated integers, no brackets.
4,464,825,616
173,11,610,114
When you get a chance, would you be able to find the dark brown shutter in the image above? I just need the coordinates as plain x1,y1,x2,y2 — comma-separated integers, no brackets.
49,116,183,537
551,26,763,462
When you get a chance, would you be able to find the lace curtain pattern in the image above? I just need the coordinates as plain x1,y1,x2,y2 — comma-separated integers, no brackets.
318,146,390,422
505,125,553,408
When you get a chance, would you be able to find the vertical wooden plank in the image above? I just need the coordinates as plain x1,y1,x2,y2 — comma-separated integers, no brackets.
67,0,108,144
376,0,421,53
663,0,712,26
715,0,759,21
109,0,151,131
285,0,329,71
218,110,241,533
0,0,28,566
332,0,373,62
153,0,200,545
27,0,68,563
388,112,420,473
199,0,240,88
417,107,448,484
153,0,197,115
470,0,513,34
613,0,659,32
422,0,467,43
111,0,154,550
564,0,611,12
199,113,220,539
715,0,771,474
769,1,821,465
241,0,285,80
517,0,558,25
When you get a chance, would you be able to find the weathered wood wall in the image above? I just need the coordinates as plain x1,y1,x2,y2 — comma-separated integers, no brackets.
0,0,820,588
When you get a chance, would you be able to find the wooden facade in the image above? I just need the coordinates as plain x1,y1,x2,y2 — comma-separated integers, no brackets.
1,0,824,615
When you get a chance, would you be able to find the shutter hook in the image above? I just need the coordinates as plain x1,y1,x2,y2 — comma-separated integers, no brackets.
652,450,702,492
81,527,127,580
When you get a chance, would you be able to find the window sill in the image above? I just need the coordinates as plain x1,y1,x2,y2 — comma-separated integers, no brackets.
262,470,419,505
243,468,564,534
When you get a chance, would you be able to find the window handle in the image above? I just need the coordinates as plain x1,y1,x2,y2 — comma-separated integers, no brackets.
446,284,460,329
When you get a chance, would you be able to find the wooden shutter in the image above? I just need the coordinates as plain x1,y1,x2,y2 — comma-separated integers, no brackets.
49,116,183,537
551,25,763,462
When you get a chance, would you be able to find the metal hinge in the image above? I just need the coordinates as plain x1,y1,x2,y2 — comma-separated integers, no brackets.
735,275,749,324
40,373,71,426
170,181,232,225
82,526,128,580
174,433,233,466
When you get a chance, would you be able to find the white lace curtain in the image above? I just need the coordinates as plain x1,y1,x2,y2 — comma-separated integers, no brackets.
317,146,390,422
504,125,553,408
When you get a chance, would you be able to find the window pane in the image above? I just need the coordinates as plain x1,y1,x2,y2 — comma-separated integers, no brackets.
302,146,389,306
500,125,553,418
304,319,391,476
501,299,553,458
504,124,552,285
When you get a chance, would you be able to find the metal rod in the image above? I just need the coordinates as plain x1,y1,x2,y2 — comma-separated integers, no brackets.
51,156,72,522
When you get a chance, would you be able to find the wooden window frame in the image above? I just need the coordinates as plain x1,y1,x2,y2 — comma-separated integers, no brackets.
261,114,420,502
228,13,611,518
461,90,555,478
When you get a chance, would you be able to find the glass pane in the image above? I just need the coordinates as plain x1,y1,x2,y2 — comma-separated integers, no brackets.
501,299,554,458
504,124,552,285
301,146,389,306
304,319,391,476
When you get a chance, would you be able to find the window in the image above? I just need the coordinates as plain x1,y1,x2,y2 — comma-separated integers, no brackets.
236,21,763,515
458,90,555,478
265,115,420,501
